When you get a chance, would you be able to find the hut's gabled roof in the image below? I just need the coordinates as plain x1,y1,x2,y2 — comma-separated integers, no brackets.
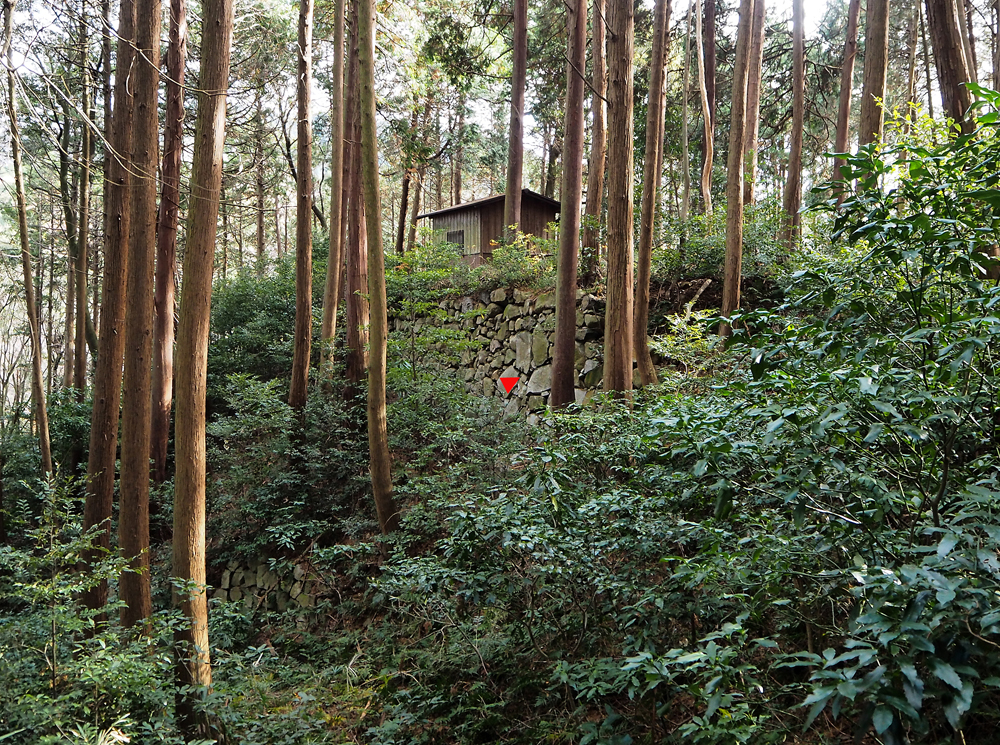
417,188,560,220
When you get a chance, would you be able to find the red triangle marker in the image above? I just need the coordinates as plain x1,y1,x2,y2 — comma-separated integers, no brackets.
500,377,519,394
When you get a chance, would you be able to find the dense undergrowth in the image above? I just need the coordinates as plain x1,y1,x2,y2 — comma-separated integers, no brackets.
6,103,1000,743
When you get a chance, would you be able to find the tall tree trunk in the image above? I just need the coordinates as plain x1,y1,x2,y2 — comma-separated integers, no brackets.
904,3,920,135
832,0,862,189
720,0,756,335
172,0,234,732
119,0,160,628
255,95,265,274
344,4,369,392
681,0,692,221
453,95,464,204
394,105,419,256
859,0,890,147
926,0,973,133
603,0,634,395
151,0,185,486
743,0,765,205
993,0,999,92
74,12,94,397
83,0,135,616
357,0,398,533
635,0,672,387
395,171,411,255
4,1,52,477
782,0,804,244
957,0,978,84
406,164,424,253
503,0,527,232
695,0,713,215
550,0,587,408
289,0,314,411
58,104,79,391
922,2,936,118
580,0,606,286
321,0,346,368
544,133,561,199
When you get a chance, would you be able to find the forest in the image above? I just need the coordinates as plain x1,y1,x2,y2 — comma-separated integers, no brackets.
3,0,1000,741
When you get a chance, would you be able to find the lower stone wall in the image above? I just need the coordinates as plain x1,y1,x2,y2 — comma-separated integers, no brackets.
392,287,606,417
212,560,319,612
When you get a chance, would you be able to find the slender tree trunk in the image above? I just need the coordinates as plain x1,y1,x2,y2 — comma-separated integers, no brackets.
993,0,999,92
173,0,234,732
255,95,265,274
926,0,973,133
151,0,185,487
357,0,398,533
321,0,346,368
395,171,411,255
4,2,52,477
695,0,713,215
922,2,936,118
603,0,634,395
957,0,978,84
783,0,804,244
289,0,314,411
681,0,692,221
859,0,890,147
344,3,369,392
720,0,756,335
551,0,587,408
453,95,464,204
407,164,424,253
580,0,606,286
743,0,765,205
503,0,527,232
833,0,862,190
119,0,160,628
74,16,93,397
904,3,920,135
635,0,672,387
58,104,79,392
544,133,561,199
83,0,135,616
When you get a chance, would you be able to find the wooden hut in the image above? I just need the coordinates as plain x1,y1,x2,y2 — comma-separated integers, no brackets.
417,189,560,266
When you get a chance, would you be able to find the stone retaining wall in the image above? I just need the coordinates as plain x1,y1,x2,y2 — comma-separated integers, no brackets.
392,287,607,416
211,560,319,612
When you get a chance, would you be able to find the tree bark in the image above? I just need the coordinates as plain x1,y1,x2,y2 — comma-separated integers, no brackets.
743,0,765,205
720,0,756,335
74,8,94,398
503,0,527,232
695,0,713,215
4,1,52,477
580,0,606,286
83,0,135,617
926,0,973,133
832,0,862,190
320,0,346,369
255,95,266,273
635,0,672,387
118,0,160,628
957,0,978,84
859,0,890,147
172,0,234,732
357,0,399,533
681,0,692,221
345,3,369,392
904,3,920,135
922,1,936,119
550,0,587,408
453,95,464,204
783,0,804,244
602,0,634,395
151,0,186,485
289,0,314,411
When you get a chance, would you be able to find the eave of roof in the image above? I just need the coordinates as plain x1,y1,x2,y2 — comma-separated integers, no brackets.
417,188,560,220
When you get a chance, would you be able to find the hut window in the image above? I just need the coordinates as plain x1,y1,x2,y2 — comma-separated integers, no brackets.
447,229,465,247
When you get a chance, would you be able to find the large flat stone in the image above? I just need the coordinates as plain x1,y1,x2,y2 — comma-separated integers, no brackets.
514,331,532,370
531,329,550,365
527,364,552,393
